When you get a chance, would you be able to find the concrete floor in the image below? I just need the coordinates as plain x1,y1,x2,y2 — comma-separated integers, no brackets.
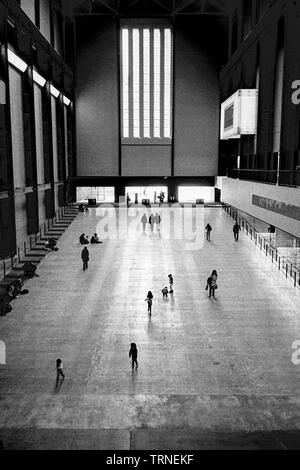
1,207,300,450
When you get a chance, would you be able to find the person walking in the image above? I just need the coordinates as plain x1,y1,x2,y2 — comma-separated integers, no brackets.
149,213,154,232
129,343,138,370
233,222,241,241
56,358,65,382
205,270,218,298
145,291,153,316
155,212,161,230
168,274,174,293
205,223,212,242
81,246,89,270
141,213,147,232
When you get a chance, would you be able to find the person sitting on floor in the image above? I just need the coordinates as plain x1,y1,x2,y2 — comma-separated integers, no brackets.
79,204,88,212
90,233,103,244
6,283,17,299
79,233,89,244
45,238,59,251
22,261,39,278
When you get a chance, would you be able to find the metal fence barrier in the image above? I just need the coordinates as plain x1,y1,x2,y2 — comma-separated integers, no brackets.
222,202,300,288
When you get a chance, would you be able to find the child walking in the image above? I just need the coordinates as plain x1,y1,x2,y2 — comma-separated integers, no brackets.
162,286,168,298
205,270,218,299
129,343,138,370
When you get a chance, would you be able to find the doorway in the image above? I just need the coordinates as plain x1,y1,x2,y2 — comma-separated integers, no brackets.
125,186,168,204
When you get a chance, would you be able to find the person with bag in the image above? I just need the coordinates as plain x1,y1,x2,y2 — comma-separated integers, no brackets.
205,270,218,299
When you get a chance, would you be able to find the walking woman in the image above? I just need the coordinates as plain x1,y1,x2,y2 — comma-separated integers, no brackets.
129,343,138,370
145,291,153,316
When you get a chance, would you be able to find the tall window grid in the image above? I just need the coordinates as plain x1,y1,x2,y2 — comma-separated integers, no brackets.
121,26,173,140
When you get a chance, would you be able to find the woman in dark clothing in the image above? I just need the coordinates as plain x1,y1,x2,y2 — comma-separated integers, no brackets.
90,233,102,244
81,247,89,270
129,343,138,369
79,233,89,244
145,291,153,316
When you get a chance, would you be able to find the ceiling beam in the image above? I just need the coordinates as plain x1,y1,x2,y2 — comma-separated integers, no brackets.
153,0,173,13
95,0,119,14
175,0,195,14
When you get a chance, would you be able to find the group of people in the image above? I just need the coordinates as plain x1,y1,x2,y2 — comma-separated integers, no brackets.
145,274,174,317
205,221,241,243
80,233,103,270
141,213,161,232
79,233,102,245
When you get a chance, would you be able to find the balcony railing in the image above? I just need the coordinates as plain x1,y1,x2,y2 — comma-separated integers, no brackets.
222,203,300,289
227,169,300,187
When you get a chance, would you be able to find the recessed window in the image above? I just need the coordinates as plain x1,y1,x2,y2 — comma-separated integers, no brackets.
121,25,173,141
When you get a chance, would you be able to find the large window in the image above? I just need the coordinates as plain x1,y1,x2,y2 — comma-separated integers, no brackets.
121,24,173,142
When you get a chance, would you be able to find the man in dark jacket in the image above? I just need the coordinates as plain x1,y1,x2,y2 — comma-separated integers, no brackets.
81,247,89,270
233,222,241,241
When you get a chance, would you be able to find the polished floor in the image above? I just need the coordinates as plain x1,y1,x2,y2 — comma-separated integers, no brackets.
1,207,300,450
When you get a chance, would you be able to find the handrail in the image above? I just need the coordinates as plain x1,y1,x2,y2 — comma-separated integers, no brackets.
0,201,76,281
222,202,300,288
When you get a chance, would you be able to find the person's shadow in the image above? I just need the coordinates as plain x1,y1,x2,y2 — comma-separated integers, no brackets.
53,375,65,393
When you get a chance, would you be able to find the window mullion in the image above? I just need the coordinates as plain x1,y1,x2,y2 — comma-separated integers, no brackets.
128,28,133,139
150,28,154,139
160,28,165,140
139,27,143,140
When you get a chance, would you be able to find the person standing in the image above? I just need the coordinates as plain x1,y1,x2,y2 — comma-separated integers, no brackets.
56,358,65,382
141,213,147,232
129,343,138,370
162,287,168,298
155,212,161,230
168,274,174,293
81,246,89,270
205,270,218,299
233,222,241,241
205,223,212,242
145,291,153,316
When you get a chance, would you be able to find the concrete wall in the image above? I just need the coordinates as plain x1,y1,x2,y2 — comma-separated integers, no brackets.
76,18,119,177
20,0,35,24
14,194,27,246
222,177,300,238
40,0,51,43
51,95,58,183
174,18,220,177
122,146,171,176
8,66,26,189
34,83,45,185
